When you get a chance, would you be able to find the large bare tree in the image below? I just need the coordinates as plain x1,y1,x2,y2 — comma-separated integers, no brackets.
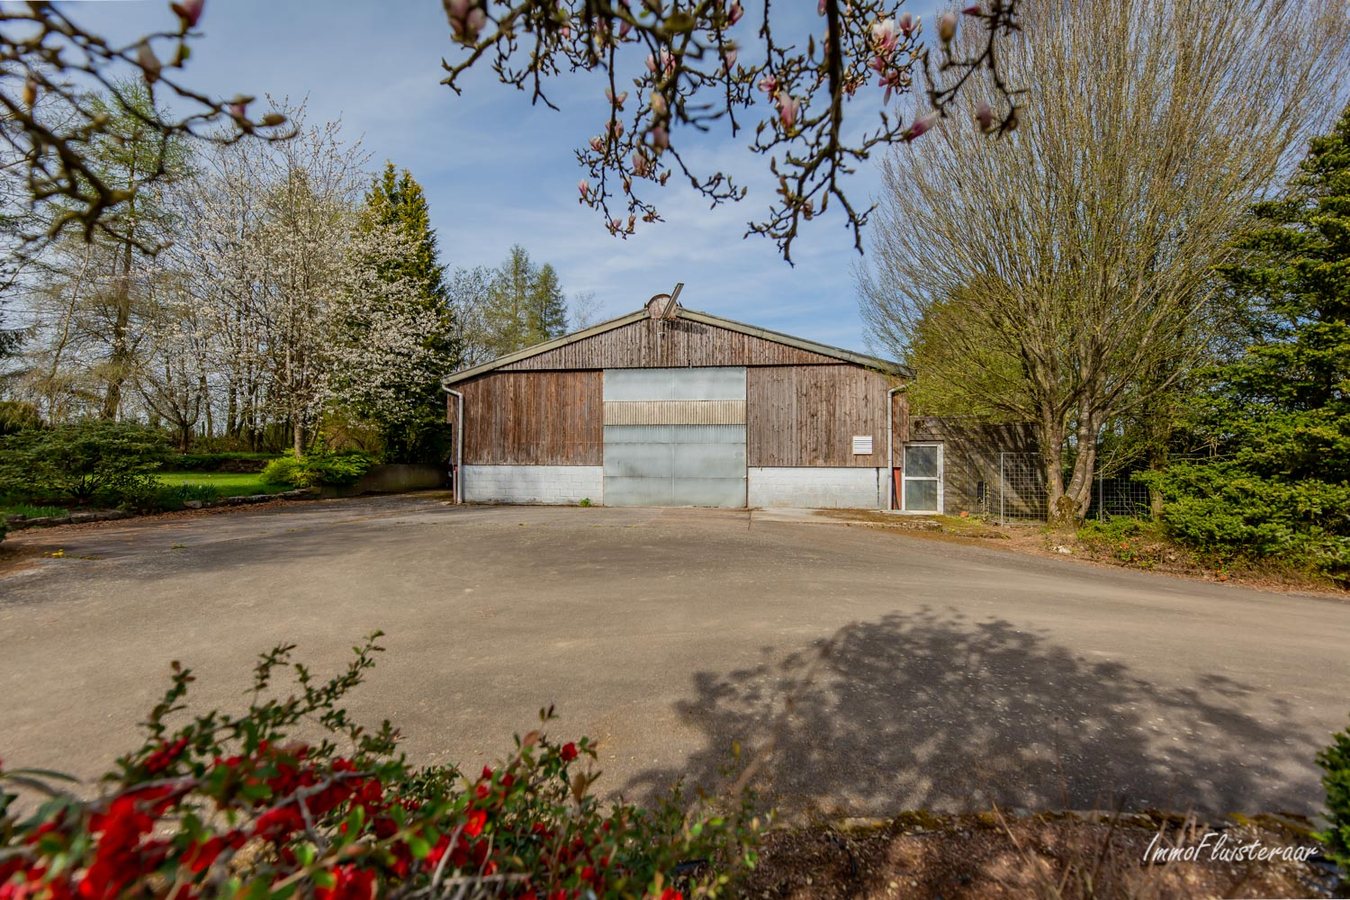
858,0,1350,528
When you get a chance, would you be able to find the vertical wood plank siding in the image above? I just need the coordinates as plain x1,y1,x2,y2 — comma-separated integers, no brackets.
499,318,845,370
458,371,602,465
892,390,910,466
747,365,892,467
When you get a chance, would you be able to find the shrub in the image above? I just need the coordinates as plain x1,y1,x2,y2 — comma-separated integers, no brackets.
1140,463,1350,577
0,421,170,508
1318,717,1350,872
260,452,303,487
0,635,758,899
262,450,376,488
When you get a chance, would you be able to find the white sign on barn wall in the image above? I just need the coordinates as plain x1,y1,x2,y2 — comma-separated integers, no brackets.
852,435,873,455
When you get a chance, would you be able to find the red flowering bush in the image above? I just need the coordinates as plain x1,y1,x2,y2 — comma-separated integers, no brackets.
0,633,759,899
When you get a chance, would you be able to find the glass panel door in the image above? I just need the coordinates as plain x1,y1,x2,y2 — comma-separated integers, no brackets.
902,444,942,512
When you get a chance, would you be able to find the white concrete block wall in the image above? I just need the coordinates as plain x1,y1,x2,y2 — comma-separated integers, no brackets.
463,465,603,505
748,466,884,509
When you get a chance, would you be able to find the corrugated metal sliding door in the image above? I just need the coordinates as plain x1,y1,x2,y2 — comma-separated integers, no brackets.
603,367,747,507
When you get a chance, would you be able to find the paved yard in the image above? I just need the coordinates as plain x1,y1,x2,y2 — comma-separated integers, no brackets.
1,495,1347,819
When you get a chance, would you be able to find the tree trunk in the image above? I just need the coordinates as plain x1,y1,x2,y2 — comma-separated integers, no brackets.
101,172,137,421
1047,408,1101,531
1038,414,1070,527
293,419,304,457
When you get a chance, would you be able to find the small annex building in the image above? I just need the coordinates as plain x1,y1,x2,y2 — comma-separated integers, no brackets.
442,289,970,511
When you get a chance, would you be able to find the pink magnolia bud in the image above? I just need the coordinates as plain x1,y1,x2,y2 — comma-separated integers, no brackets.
606,88,628,109
776,91,799,128
631,150,652,176
728,1,743,25
579,180,591,198
611,218,624,232
937,11,956,43
137,41,161,83
620,19,633,37
648,123,670,150
818,0,826,15
560,24,571,37
229,100,249,119
445,0,486,42
589,135,605,152
722,46,738,72
903,112,939,142
650,92,667,117
646,53,657,72
974,100,994,132
962,4,982,14
871,18,897,53
757,74,777,94
897,12,916,34
170,0,205,27
608,119,624,137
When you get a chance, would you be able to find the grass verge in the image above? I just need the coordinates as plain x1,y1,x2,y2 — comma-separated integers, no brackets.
156,472,282,498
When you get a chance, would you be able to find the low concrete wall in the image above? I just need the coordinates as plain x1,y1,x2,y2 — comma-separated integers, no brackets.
354,464,447,494
748,466,884,509
320,464,448,498
463,465,603,505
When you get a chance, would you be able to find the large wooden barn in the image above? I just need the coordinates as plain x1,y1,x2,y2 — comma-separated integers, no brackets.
442,290,953,511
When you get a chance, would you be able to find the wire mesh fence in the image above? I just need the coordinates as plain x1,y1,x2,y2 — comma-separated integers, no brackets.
995,452,1048,525
986,454,1155,526
1088,473,1154,521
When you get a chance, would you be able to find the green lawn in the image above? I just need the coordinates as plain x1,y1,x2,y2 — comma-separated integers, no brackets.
157,472,282,497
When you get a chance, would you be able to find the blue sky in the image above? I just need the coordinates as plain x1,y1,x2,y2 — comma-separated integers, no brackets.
67,0,942,352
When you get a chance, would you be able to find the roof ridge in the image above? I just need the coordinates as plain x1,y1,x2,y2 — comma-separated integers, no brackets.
442,305,911,387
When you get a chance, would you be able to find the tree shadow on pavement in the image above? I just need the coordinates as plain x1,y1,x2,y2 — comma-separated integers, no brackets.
623,607,1324,818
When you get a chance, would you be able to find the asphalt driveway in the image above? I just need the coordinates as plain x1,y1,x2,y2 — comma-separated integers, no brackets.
1,495,1347,819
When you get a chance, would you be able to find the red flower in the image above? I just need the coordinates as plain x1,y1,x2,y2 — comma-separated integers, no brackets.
659,890,683,900
143,738,189,775
254,805,304,840
315,864,376,900
463,809,487,838
560,743,578,762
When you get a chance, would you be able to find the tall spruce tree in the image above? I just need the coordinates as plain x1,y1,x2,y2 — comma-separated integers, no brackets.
348,163,459,462
528,263,568,341
1149,107,1350,575
481,246,572,356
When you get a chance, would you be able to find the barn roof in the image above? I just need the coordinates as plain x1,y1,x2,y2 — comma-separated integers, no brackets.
442,305,911,386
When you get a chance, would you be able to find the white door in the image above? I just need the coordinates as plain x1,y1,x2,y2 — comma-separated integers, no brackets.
902,443,943,513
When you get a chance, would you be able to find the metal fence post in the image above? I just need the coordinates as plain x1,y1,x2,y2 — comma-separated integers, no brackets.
999,452,1006,527
1098,474,1104,522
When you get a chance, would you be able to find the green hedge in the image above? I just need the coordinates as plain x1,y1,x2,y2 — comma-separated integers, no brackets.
171,452,275,473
